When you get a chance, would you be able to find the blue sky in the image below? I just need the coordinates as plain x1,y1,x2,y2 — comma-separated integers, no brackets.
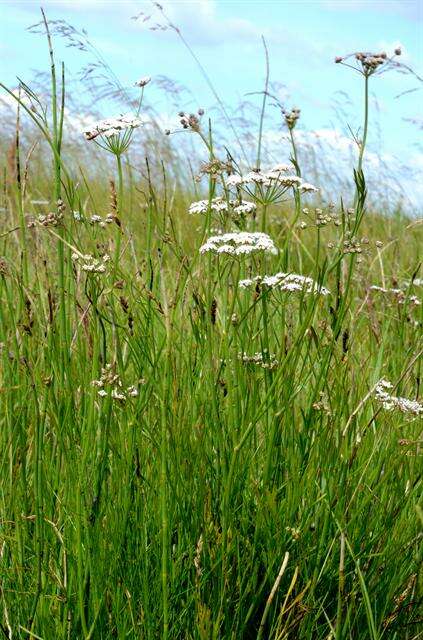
1,1,422,181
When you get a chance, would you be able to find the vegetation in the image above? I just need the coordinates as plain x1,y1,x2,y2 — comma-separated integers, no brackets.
0,10,422,640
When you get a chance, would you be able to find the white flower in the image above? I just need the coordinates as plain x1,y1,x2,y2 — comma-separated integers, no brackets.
92,364,141,403
232,201,256,216
199,232,278,256
134,76,151,87
239,272,330,296
72,253,111,274
226,174,243,187
374,379,422,416
188,198,228,215
300,182,319,193
84,114,144,141
225,167,318,198
369,285,420,306
238,351,279,370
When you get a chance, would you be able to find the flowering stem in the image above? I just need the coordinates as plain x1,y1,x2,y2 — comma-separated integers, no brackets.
114,153,124,278
261,203,268,232
357,73,369,175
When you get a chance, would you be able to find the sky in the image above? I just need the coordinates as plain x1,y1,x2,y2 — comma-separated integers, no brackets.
1,0,422,205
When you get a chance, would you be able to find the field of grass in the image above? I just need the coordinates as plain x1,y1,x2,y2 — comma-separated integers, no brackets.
0,12,422,640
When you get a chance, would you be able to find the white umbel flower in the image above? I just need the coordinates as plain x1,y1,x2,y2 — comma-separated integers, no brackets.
188,198,228,215
72,253,111,274
199,232,278,256
188,197,256,217
239,272,330,296
374,379,423,416
84,114,143,141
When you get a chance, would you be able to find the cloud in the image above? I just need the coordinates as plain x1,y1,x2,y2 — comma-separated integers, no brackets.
319,0,422,21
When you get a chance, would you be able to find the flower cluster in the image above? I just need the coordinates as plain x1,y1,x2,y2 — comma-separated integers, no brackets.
84,114,143,141
134,76,151,87
283,107,301,130
188,197,256,217
37,198,66,227
199,232,278,256
301,203,341,228
72,252,111,274
196,158,234,180
238,351,279,370
178,109,204,133
89,213,115,228
335,48,402,76
37,211,63,227
92,363,140,402
226,166,318,204
343,235,368,255
369,286,420,306
239,272,330,296
374,379,422,416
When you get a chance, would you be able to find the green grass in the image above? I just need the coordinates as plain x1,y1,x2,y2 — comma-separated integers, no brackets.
0,15,422,640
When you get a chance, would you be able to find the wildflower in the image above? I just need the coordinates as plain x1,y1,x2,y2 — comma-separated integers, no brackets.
282,107,301,130
72,252,111,274
286,526,301,541
89,213,115,228
188,198,228,215
38,211,63,227
188,197,256,217
374,379,422,416
179,111,202,132
91,363,141,402
83,114,143,141
199,232,278,256
198,158,233,179
238,351,279,370
239,272,330,296
369,285,420,306
134,76,151,87
335,48,402,77
300,182,319,193
226,165,318,205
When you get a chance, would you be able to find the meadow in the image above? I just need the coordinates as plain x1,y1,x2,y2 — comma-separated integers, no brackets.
0,9,422,640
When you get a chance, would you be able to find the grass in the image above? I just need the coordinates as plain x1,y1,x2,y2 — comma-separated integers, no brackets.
0,12,422,640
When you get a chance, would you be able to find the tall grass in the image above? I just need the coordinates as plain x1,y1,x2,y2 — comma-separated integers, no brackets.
0,11,422,640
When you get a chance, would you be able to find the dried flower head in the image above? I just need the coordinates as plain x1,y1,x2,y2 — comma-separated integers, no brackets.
134,76,151,87
283,107,301,130
335,48,402,76
38,211,63,227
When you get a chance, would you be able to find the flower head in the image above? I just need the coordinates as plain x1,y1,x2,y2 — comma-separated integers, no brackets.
374,379,422,416
199,232,277,257
239,272,330,296
135,76,151,87
84,114,143,141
